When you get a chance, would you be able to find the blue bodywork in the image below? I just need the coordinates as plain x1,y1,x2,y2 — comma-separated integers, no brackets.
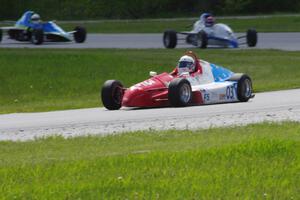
15,11,35,28
210,63,234,82
15,11,70,39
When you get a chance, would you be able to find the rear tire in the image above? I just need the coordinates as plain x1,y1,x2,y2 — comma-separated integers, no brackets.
228,74,253,102
197,31,208,48
163,30,177,48
101,80,124,110
246,29,257,47
31,29,44,45
74,26,86,43
168,78,192,107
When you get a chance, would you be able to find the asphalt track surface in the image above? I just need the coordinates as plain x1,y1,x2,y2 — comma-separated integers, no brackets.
1,32,300,50
1,89,300,141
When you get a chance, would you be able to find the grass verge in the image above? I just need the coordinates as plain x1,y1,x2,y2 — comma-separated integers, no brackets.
56,15,300,33
0,122,299,199
1,48,300,113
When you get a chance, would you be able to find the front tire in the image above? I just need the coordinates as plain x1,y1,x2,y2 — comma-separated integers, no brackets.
246,29,257,47
31,29,44,45
168,78,192,107
101,80,124,110
163,30,177,48
197,31,208,48
229,74,253,102
74,26,86,43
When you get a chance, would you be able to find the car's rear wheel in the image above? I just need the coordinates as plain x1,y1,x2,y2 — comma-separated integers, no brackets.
197,31,208,48
31,29,44,45
246,29,257,47
163,30,177,48
101,80,124,110
74,26,86,43
229,74,253,102
168,78,192,107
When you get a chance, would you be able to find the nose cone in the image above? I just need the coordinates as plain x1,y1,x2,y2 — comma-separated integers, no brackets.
122,73,172,107
122,89,137,107
122,88,149,107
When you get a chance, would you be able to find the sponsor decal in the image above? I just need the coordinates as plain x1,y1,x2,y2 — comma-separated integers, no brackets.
130,79,155,90
226,85,235,99
219,94,226,100
204,93,210,101
141,80,155,86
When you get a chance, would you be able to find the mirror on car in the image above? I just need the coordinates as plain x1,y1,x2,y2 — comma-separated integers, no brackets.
149,71,157,77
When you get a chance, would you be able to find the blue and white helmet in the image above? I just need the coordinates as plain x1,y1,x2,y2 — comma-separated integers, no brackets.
31,13,41,23
200,13,215,27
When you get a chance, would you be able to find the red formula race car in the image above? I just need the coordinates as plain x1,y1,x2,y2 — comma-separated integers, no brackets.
101,51,254,110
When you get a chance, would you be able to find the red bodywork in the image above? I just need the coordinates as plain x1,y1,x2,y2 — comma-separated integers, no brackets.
122,72,172,107
122,52,204,108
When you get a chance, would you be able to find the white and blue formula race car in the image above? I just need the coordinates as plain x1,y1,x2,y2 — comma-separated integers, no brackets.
163,13,257,49
0,11,86,45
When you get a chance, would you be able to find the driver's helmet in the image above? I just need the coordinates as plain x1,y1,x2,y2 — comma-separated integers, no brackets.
177,55,196,75
205,15,215,27
31,13,41,24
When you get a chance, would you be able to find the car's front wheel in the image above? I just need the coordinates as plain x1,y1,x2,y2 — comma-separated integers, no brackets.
168,78,192,107
74,26,87,43
197,31,208,48
163,30,177,48
101,80,124,110
31,29,44,45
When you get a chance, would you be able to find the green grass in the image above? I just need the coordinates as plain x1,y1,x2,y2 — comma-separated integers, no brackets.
1,48,300,113
56,15,300,33
0,122,299,199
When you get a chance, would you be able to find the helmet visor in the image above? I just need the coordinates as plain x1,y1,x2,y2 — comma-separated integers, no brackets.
31,18,40,22
179,61,193,69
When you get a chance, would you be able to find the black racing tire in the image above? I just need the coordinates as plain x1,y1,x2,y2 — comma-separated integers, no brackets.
31,29,44,45
0,29,2,42
74,26,86,43
163,30,177,48
197,31,208,49
101,80,124,110
168,78,192,107
246,29,257,47
228,73,253,102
